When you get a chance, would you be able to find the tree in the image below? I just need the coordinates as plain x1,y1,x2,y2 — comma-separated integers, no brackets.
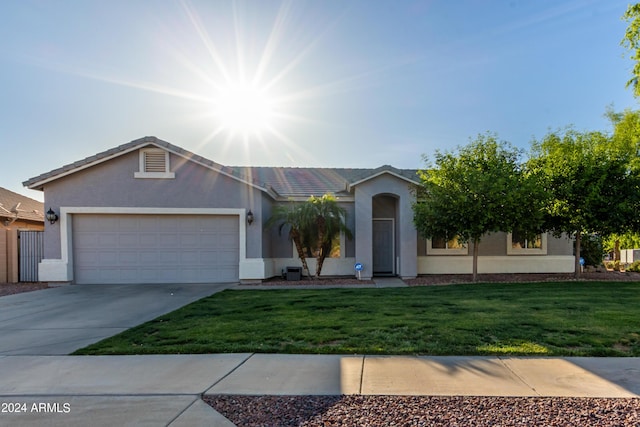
413,132,545,282
528,128,640,277
307,194,353,278
265,202,314,278
607,107,640,176
266,193,352,279
603,232,640,256
603,108,640,258
622,3,640,97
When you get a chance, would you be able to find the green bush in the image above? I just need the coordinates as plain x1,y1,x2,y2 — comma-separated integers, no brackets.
629,261,640,273
581,234,604,266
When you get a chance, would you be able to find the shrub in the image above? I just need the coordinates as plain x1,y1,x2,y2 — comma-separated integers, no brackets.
628,261,640,273
580,234,604,266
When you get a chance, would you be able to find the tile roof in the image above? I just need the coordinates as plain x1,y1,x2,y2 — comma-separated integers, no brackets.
232,166,419,198
0,187,44,223
23,136,420,200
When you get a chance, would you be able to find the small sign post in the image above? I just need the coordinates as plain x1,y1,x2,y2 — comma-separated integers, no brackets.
354,262,363,280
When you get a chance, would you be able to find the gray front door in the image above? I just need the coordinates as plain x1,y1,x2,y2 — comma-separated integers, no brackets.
372,219,394,275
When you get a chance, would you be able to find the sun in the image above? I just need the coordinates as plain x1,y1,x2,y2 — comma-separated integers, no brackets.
212,81,276,137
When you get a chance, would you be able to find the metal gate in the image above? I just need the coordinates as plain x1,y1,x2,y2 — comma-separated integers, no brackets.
19,230,44,282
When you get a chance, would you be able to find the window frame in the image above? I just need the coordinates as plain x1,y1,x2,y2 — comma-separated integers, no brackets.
425,235,468,255
293,230,345,259
507,232,548,255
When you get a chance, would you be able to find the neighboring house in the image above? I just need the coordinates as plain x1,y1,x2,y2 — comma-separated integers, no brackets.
0,187,44,282
23,136,574,285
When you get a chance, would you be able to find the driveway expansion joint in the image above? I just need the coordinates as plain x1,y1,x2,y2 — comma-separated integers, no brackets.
202,353,255,395
497,356,541,396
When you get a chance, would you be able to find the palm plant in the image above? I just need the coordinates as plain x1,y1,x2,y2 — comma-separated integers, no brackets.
265,202,314,278
308,194,353,278
266,194,353,279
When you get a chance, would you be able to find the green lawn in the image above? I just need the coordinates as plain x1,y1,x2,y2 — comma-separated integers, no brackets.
74,281,640,356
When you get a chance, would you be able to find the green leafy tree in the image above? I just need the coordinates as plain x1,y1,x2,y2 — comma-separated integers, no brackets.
622,3,640,97
606,107,640,172
580,234,604,267
266,194,352,279
413,132,545,282
529,128,640,277
603,108,640,258
603,232,640,254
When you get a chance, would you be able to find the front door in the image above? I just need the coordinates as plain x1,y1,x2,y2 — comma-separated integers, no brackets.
372,219,394,275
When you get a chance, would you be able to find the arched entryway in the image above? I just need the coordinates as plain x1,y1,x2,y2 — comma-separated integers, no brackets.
372,194,398,276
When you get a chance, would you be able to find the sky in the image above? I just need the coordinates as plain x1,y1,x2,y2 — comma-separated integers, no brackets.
1,0,638,202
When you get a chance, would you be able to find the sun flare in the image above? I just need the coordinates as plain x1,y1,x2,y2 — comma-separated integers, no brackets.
212,82,275,136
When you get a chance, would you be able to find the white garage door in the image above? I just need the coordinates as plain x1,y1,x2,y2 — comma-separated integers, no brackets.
73,214,239,284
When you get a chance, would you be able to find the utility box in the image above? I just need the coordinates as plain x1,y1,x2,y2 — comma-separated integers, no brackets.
286,266,302,281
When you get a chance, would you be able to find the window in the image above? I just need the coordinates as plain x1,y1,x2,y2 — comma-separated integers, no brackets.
134,148,175,179
297,231,342,259
426,234,468,255
431,235,465,249
507,232,547,255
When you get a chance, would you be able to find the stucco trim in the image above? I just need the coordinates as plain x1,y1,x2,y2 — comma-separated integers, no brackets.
26,144,146,190
39,207,248,283
425,238,469,255
506,232,548,255
24,138,277,198
349,170,420,189
417,255,574,274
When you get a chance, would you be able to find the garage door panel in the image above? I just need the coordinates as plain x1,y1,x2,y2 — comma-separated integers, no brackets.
73,214,239,284
116,233,137,246
139,234,158,246
198,250,218,264
180,234,200,247
159,233,179,246
98,251,119,264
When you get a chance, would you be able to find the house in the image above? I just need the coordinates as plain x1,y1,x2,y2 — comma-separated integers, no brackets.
23,136,574,284
0,187,45,283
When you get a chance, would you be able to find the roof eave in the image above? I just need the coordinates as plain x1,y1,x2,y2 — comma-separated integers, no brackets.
23,137,274,197
347,170,420,191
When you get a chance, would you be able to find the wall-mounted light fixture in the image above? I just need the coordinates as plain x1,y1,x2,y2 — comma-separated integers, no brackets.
46,208,59,224
246,210,254,226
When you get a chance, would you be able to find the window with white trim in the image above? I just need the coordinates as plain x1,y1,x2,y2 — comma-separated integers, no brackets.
134,148,175,179
426,234,468,255
507,231,547,255
294,230,343,259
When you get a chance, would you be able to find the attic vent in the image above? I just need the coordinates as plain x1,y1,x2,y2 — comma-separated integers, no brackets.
134,148,175,179
144,150,167,172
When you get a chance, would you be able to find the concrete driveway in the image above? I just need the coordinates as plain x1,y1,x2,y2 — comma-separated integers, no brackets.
0,283,234,355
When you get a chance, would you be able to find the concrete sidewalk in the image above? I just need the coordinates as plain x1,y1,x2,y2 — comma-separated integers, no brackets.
1,354,640,426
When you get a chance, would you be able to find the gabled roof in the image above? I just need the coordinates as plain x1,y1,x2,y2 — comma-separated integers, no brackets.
347,165,420,189
0,187,44,223
23,136,420,200
232,166,420,199
23,136,277,197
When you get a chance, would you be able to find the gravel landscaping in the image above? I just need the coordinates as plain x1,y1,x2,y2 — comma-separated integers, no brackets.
205,395,640,426
406,271,640,285
0,282,49,297
249,271,640,287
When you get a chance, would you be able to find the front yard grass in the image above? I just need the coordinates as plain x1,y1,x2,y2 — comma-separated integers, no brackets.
74,281,640,356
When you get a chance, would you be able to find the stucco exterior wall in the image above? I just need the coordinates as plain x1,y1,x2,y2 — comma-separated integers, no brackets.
416,232,574,257
416,232,575,275
262,200,356,278
354,174,417,279
42,150,264,260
